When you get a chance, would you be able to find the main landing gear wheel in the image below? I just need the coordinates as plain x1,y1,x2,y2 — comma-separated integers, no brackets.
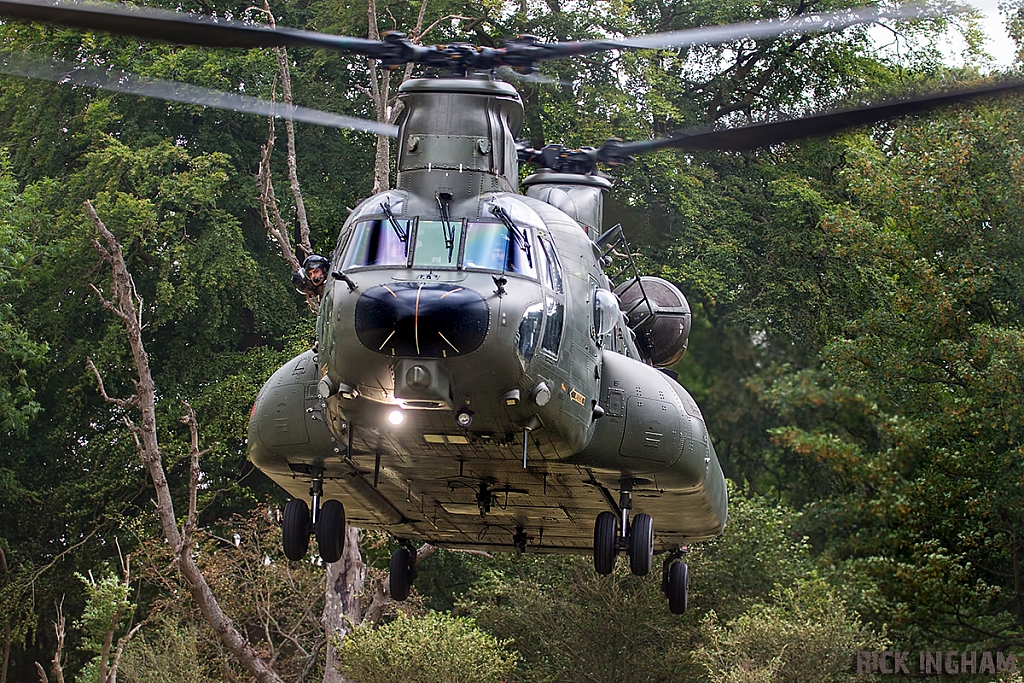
594,511,618,575
628,513,654,576
282,499,311,561
665,558,689,614
317,499,346,563
390,546,415,602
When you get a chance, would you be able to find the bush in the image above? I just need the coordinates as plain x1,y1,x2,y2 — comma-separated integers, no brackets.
334,611,516,683
694,578,886,683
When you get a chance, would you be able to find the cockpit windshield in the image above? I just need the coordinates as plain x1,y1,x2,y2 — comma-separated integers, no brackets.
343,219,409,268
463,221,537,277
413,220,461,267
343,217,538,278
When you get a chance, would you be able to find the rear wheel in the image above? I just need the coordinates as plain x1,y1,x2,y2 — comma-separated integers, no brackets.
593,511,618,575
282,499,311,561
628,513,654,576
390,546,414,602
667,560,689,614
317,499,346,563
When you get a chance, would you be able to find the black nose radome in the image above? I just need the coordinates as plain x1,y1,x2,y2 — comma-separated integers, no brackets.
354,283,489,357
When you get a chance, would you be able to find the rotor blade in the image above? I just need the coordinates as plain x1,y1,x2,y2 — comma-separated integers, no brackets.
494,66,571,87
613,79,1024,156
0,51,399,137
527,2,948,61
0,0,387,54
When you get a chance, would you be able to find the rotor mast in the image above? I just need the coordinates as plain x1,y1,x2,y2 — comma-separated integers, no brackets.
394,75,524,215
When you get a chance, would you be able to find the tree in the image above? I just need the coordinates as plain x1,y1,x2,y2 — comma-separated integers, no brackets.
85,200,288,683
761,97,1024,650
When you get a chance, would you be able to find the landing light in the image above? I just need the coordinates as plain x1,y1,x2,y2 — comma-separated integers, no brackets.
388,410,405,426
456,410,473,427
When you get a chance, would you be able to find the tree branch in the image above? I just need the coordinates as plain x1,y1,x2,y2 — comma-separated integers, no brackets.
86,358,137,410
86,200,287,683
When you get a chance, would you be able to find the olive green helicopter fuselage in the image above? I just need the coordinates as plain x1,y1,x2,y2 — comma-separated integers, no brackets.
247,76,726,594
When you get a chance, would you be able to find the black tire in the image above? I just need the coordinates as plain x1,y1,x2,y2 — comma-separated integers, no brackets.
593,511,618,575
317,499,346,563
667,560,689,615
282,499,311,561
390,546,413,602
629,513,654,576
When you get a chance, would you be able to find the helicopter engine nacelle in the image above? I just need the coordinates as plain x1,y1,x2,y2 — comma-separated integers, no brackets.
614,276,692,368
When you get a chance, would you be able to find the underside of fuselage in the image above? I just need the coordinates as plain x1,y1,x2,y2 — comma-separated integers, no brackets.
248,348,727,554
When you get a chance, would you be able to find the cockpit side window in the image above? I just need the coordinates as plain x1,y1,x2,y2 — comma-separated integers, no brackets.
463,222,537,278
538,236,563,293
343,219,410,269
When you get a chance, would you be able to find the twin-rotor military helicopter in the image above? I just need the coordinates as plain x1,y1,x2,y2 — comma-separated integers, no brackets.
3,0,1023,613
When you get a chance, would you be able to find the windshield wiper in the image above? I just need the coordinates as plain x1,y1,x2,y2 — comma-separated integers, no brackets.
491,205,532,269
381,200,409,255
437,192,455,263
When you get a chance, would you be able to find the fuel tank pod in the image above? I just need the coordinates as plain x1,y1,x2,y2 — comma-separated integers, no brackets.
572,350,727,538
247,350,342,478
575,351,726,500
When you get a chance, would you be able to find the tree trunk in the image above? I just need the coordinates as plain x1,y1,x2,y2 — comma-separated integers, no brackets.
321,527,365,683
86,201,287,683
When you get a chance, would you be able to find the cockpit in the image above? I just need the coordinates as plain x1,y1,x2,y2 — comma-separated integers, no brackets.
341,217,538,278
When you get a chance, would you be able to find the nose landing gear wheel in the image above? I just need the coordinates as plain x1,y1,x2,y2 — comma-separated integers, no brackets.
593,511,618,575
390,545,415,602
316,499,346,563
666,559,689,614
282,499,311,561
628,513,654,576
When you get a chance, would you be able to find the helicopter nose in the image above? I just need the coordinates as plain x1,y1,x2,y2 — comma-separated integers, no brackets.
354,282,489,357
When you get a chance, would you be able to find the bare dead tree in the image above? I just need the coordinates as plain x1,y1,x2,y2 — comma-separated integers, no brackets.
34,600,65,683
84,200,288,683
252,0,313,265
358,0,473,192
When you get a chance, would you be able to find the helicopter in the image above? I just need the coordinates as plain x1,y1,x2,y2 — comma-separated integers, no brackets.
3,0,1024,614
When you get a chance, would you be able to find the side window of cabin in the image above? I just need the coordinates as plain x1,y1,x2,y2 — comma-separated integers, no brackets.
463,222,537,278
517,302,544,362
540,296,564,356
343,219,410,268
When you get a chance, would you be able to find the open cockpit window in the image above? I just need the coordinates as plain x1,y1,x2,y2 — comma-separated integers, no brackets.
463,222,537,278
343,219,411,268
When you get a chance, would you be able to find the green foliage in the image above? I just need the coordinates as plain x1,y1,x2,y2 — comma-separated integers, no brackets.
75,570,134,655
694,579,886,683
335,611,517,683
0,151,47,437
461,489,819,682
760,100,1024,649
117,619,212,683
73,567,136,683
